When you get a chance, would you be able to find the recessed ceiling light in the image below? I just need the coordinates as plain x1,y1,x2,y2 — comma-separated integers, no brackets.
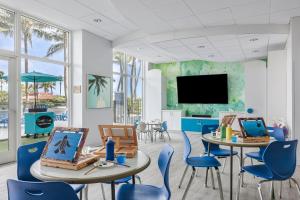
197,45,205,48
157,55,162,57
249,38,259,42
208,54,215,58
252,50,260,53
93,18,102,23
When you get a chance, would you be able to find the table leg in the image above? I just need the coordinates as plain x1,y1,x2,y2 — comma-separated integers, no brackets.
230,146,233,200
240,147,244,187
132,175,135,184
205,143,211,187
111,181,115,200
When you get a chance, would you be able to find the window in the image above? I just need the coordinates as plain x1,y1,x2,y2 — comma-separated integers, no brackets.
20,16,69,138
113,52,144,124
0,7,15,51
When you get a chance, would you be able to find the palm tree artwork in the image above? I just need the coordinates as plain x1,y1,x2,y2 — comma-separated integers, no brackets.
87,74,111,108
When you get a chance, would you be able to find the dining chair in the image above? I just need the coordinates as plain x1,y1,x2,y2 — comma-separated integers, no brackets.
179,131,224,200
245,127,285,164
202,124,239,173
236,140,300,200
136,121,148,141
154,121,171,141
7,179,79,200
116,144,174,200
17,141,85,199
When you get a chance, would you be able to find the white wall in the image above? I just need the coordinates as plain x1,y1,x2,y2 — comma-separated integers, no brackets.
267,50,287,125
244,60,267,119
72,30,113,146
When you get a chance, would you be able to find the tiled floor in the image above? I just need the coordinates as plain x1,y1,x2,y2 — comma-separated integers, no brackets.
0,131,300,200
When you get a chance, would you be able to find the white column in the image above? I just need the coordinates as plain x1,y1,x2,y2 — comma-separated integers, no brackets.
286,17,300,164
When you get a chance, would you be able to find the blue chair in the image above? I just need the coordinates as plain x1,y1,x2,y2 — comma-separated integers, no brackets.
245,127,285,163
178,131,224,200
7,179,79,200
154,121,171,141
116,144,174,200
17,142,85,199
236,140,300,200
202,124,239,173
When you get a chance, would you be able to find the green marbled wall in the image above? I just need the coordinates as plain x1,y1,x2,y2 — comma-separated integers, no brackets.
151,60,245,117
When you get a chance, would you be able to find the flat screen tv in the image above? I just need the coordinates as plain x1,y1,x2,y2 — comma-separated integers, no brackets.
177,74,228,104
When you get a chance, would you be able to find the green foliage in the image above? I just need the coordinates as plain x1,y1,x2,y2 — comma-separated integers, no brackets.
152,59,251,117
0,91,8,105
88,75,108,96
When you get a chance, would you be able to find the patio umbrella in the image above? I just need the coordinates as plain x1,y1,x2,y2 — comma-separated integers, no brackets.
3,71,63,108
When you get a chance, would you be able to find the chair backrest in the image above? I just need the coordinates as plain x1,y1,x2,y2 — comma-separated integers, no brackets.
267,127,285,141
161,121,168,131
181,131,191,162
17,141,47,181
158,144,174,200
7,179,79,200
139,121,147,132
263,140,298,180
201,124,220,151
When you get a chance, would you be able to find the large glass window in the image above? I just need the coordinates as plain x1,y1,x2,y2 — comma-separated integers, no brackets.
113,52,144,125
20,16,69,139
0,7,15,51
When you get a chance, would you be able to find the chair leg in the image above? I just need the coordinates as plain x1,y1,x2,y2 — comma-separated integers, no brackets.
258,183,263,200
210,167,216,189
221,157,227,173
79,190,83,200
100,184,106,200
84,184,89,200
290,178,300,197
179,165,189,188
205,167,209,188
279,181,282,199
236,172,242,200
270,181,275,200
182,167,196,200
215,167,224,200
289,178,293,188
166,131,171,141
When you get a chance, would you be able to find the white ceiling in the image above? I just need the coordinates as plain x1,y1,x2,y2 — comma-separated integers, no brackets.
1,0,300,63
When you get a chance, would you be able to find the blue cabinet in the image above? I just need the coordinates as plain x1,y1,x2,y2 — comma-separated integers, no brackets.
181,117,219,132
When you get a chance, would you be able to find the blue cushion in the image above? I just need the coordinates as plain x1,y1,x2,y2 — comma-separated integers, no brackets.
210,148,238,157
186,156,221,168
117,184,168,200
243,165,273,180
245,152,263,162
71,184,85,193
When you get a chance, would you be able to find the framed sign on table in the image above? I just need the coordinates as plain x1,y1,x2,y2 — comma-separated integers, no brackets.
87,74,111,108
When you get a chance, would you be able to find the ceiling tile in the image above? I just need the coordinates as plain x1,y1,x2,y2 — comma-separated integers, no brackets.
36,0,94,18
140,0,179,10
235,14,269,24
152,1,193,21
167,15,203,30
271,0,300,13
197,8,234,26
152,40,183,48
180,37,209,46
231,0,270,19
239,34,269,49
184,0,229,13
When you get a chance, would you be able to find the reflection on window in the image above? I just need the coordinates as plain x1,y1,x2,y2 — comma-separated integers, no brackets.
21,16,68,62
113,74,124,124
126,76,142,124
0,8,15,51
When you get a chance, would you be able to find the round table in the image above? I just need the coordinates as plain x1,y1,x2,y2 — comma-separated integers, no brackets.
201,133,272,200
30,151,151,200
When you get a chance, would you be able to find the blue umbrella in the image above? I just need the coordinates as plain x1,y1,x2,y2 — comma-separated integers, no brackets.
4,71,63,108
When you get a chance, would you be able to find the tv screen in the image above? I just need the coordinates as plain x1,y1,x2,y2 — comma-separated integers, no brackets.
176,74,228,104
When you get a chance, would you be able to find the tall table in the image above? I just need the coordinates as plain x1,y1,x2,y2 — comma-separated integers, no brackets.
30,151,151,200
201,133,272,200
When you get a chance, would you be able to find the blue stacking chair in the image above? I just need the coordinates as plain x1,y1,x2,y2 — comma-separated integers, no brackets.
17,142,85,199
7,179,79,200
245,127,285,163
178,131,224,200
202,124,239,173
154,121,171,141
236,140,300,200
116,144,174,200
